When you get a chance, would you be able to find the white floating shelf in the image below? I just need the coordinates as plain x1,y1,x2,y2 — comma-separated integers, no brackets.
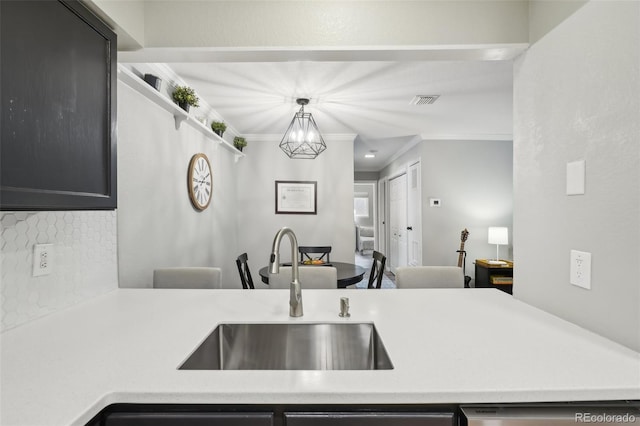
117,65,244,161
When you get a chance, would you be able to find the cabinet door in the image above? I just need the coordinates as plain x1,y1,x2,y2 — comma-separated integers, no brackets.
284,411,455,426
105,412,273,426
1,0,117,210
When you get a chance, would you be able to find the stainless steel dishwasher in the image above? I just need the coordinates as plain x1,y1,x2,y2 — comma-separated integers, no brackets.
461,403,640,425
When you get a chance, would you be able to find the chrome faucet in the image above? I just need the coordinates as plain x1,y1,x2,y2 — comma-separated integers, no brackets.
269,227,303,317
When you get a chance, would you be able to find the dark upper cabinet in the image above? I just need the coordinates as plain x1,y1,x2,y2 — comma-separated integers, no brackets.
0,0,117,210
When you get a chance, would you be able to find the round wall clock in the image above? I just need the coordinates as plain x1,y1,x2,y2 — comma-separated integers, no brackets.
187,153,212,211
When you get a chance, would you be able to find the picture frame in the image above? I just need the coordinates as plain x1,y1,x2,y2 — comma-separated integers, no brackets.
275,180,317,214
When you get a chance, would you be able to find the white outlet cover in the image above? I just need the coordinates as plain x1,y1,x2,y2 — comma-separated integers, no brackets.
33,244,54,277
570,249,591,290
429,198,441,207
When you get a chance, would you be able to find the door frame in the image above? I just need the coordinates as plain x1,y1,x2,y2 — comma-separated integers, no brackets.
377,178,387,263
407,160,422,266
353,180,378,253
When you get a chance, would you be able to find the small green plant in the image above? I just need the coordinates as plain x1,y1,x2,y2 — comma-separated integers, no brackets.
233,136,247,150
211,121,227,136
172,85,199,108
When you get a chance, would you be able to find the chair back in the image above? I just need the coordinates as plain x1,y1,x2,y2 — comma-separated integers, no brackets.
395,266,464,289
368,250,387,289
235,253,255,289
269,266,337,289
299,246,331,263
153,267,222,289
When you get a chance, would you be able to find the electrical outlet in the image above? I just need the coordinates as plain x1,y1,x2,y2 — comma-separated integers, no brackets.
33,244,53,277
570,249,591,289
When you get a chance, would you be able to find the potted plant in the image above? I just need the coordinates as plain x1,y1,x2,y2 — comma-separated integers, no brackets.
172,85,199,112
233,136,247,152
211,121,227,137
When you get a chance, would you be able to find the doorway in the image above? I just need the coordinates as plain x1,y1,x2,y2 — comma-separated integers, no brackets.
353,181,377,253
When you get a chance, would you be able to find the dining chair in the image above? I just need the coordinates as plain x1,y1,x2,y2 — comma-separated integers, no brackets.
367,250,387,289
299,246,332,263
235,253,255,289
269,266,337,289
395,266,464,289
153,267,222,289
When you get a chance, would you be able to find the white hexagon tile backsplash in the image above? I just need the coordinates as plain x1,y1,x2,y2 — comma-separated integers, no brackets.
1,211,118,331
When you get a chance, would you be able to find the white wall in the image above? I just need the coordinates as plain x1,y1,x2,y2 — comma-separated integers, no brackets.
380,139,513,279
235,137,355,288
142,1,528,48
514,0,640,351
117,81,241,288
84,0,145,50
528,0,588,44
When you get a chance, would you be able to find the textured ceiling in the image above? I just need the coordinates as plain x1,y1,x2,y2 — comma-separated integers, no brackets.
169,59,514,171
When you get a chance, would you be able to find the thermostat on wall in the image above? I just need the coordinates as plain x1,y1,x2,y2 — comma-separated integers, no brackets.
429,198,441,207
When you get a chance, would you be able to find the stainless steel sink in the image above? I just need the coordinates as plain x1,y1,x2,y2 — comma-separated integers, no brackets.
179,322,393,370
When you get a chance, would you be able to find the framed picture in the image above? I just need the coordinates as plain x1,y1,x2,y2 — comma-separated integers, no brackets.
275,181,317,214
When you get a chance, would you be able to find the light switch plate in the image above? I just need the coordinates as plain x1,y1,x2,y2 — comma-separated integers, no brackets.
567,160,585,195
33,244,53,277
570,249,591,289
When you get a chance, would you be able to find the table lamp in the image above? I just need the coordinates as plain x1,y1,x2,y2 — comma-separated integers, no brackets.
487,227,508,265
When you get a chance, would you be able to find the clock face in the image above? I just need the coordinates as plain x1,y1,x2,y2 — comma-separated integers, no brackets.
188,153,212,211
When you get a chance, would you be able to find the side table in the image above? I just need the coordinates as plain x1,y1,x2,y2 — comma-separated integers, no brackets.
474,259,513,294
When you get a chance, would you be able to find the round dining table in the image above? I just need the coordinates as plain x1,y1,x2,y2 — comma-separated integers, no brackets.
258,262,367,288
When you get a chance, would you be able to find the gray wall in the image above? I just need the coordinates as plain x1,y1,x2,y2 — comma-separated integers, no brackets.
380,139,513,280
235,137,355,288
355,171,380,181
117,81,241,288
514,0,639,351
421,140,513,269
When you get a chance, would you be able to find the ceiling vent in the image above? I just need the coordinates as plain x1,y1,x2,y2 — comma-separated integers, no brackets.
410,95,440,105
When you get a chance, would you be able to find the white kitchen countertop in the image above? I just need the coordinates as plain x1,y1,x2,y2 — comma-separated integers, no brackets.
1,288,639,426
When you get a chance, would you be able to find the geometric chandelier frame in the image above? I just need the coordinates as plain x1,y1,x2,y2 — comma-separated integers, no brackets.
279,98,327,159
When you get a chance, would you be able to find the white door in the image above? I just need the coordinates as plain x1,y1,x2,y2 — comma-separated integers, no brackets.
407,162,422,266
389,173,407,273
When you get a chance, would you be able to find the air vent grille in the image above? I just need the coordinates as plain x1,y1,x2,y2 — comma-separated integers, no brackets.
410,95,440,105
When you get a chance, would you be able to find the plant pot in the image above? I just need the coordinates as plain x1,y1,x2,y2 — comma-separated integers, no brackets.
214,130,225,137
178,101,190,113
143,74,162,91
234,145,244,152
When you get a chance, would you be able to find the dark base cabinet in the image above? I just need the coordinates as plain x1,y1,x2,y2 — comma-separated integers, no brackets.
95,405,456,426
91,402,640,426
104,412,274,426
284,411,455,426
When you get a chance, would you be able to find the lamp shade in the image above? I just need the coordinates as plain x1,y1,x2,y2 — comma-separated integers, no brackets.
488,227,508,245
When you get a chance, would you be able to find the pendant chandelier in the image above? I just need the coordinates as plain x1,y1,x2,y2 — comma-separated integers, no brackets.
279,98,327,159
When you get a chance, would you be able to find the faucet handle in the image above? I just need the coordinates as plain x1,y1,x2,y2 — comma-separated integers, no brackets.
339,297,350,318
